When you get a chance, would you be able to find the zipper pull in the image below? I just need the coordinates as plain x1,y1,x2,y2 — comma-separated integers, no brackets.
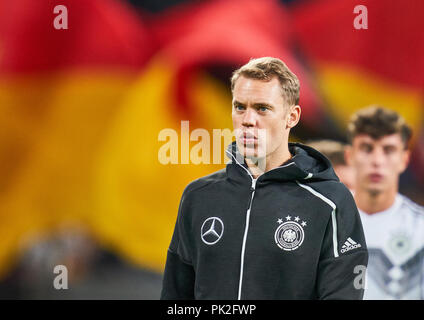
250,179,257,192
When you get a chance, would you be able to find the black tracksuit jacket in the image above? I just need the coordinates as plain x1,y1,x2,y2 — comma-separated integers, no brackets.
161,142,368,299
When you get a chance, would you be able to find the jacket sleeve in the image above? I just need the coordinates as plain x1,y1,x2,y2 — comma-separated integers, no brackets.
316,190,368,300
160,189,195,300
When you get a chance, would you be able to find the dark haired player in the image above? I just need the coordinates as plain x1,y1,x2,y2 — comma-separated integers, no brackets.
346,106,424,299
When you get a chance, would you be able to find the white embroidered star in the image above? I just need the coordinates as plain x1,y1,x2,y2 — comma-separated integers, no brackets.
294,216,300,222
285,215,292,221
277,218,283,224
301,221,307,227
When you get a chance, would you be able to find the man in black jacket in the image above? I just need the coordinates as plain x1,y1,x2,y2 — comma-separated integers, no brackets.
161,57,368,300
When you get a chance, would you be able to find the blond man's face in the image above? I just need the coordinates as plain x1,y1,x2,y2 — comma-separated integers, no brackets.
231,76,295,162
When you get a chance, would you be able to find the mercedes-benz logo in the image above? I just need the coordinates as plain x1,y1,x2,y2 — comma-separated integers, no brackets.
201,217,224,245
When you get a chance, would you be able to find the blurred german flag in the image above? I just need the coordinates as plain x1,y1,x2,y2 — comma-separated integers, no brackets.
292,0,424,192
0,0,422,278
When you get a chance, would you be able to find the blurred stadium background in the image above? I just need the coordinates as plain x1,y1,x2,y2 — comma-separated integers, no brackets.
0,0,423,299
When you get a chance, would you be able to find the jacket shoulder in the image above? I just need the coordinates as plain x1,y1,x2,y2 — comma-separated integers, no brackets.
300,180,355,211
183,168,227,196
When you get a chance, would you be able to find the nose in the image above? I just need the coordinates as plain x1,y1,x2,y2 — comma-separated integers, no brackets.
370,148,385,167
242,108,257,127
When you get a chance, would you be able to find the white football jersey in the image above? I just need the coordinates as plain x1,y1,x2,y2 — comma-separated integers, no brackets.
359,194,424,300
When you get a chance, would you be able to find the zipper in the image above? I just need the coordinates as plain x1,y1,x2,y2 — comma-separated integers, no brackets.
225,149,257,300
226,149,299,299
237,178,256,300
226,148,313,298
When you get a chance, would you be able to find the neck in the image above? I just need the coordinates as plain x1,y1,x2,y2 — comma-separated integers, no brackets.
354,187,398,214
245,144,292,179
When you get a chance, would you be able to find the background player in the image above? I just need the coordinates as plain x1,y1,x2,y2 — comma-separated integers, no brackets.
346,106,424,299
306,140,355,191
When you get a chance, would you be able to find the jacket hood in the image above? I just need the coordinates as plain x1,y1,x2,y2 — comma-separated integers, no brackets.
225,141,339,184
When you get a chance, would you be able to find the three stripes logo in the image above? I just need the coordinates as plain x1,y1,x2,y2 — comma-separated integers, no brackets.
341,237,362,253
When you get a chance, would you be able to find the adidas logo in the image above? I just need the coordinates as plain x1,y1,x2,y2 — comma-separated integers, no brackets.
341,237,362,253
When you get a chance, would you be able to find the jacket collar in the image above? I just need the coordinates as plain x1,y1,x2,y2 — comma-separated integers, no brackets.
225,141,339,185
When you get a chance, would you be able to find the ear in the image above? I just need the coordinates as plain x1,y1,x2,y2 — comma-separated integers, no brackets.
345,145,353,166
286,105,301,129
399,149,411,173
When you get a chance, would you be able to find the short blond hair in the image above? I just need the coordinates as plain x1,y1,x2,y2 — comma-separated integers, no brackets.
231,57,300,106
